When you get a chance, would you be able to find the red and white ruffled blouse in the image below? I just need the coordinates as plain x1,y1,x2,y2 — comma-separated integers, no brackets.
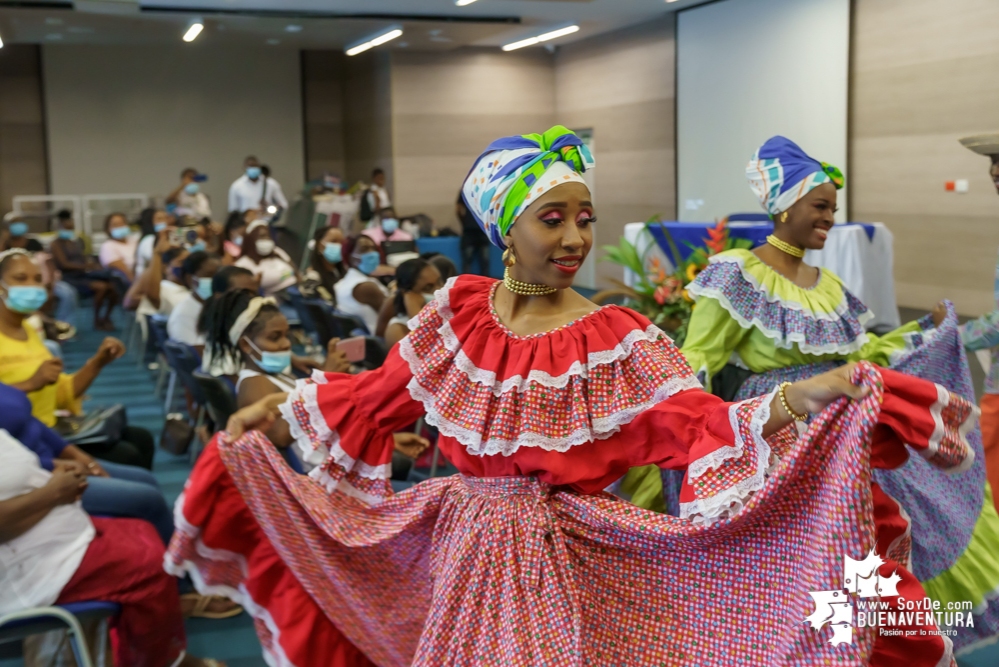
281,275,798,522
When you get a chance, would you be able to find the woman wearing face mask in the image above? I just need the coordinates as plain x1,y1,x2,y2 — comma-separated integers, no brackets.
333,235,389,333
361,207,413,248
300,226,347,304
167,251,220,353
221,212,247,265
0,249,157,470
135,208,176,279
50,210,119,331
383,257,442,348
168,127,969,667
98,212,139,297
235,220,298,298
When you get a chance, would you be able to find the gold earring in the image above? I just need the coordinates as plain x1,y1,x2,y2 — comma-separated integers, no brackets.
502,247,516,267
780,211,789,224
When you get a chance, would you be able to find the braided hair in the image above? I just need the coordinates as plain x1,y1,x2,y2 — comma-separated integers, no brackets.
201,288,281,370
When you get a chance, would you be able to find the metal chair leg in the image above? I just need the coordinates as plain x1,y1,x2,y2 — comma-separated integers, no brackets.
153,354,169,396
163,371,177,414
0,607,95,667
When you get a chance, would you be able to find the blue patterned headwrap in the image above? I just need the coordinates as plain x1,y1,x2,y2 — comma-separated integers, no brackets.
746,136,844,216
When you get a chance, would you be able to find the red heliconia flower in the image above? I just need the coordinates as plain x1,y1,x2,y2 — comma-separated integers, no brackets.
704,218,729,255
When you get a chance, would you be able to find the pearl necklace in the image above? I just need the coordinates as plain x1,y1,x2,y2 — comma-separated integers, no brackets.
766,234,805,259
503,268,557,296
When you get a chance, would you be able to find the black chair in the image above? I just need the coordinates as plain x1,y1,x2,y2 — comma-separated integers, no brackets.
285,286,318,341
383,240,417,256
192,371,239,432
146,315,172,399
304,302,343,348
162,340,206,416
364,336,388,369
331,311,369,337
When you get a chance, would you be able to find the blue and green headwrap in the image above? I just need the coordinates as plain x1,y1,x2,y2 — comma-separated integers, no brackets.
746,136,844,216
461,125,595,249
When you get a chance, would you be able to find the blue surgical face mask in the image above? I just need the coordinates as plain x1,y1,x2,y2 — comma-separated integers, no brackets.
355,250,380,276
422,292,435,304
245,338,290,374
184,183,200,195
322,242,342,264
9,222,28,237
57,229,76,240
381,218,399,234
246,167,262,180
154,222,168,233
110,226,130,240
1,283,48,314
188,241,206,253
195,276,213,300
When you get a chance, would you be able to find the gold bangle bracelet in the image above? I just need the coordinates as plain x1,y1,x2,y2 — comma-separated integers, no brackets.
778,381,808,422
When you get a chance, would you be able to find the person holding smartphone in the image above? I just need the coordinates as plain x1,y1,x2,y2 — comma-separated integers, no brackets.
167,168,212,222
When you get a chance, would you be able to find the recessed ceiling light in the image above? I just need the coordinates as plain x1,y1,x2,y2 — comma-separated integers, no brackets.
502,25,578,52
0,32,4,49
285,25,302,33
267,38,280,45
345,27,403,56
183,20,204,43
456,0,479,5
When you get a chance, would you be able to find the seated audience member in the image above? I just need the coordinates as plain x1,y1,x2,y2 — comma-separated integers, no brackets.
383,257,443,348
235,220,298,297
126,239,190,318
221,211,247,264
50,209,119,331
2,220,44,253
167,251,221,352
99,212,139,281
135,208,176,278
168,168,213,222
0,249,155,469
334,235,389,333
300,225,347,303
362,207,414,246
0,430,225,667
426,252,458,283
0,381,173,545
202,290,351,448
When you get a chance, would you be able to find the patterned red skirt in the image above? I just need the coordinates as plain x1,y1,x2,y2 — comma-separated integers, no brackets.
167,367,963,666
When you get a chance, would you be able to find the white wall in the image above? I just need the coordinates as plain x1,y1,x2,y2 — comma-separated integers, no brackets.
676,0,849,222
42,44,305,218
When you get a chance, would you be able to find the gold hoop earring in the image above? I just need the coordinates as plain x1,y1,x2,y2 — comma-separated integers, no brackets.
780,211,789,224
502,247,516,267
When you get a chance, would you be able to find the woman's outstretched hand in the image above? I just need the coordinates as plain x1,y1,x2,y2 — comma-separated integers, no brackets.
785,362,870,416
393,433,431,459
225,392,289,441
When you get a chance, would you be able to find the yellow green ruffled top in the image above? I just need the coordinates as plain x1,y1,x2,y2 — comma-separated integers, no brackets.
682,249,922,390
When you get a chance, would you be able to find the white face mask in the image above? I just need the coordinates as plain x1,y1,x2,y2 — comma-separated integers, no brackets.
255,238,275,256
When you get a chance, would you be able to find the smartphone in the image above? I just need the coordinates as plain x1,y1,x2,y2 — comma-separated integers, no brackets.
169,228,184,246
335,336,366,363
192,173,208,182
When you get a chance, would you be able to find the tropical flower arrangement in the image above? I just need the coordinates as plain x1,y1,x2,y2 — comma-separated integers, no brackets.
601,217,752,346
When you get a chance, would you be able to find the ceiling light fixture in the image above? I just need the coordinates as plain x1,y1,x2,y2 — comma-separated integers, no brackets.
285,25,303,33
456,0,480,6
0,31,4,49
183,20,204,43
502,25,579,52
345,27,403,56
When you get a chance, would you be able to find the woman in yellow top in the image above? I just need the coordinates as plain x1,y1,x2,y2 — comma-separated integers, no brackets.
0,249,155,469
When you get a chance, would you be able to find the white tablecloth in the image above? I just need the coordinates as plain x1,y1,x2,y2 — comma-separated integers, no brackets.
622,222,901,332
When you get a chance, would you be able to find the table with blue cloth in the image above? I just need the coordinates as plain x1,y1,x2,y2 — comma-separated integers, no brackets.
623,220,900,331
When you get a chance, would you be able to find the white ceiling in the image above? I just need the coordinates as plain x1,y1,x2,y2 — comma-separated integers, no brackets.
0,0,713,50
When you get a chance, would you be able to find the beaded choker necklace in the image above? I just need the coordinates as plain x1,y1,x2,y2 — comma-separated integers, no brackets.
766,234,805,259
503,268,557,296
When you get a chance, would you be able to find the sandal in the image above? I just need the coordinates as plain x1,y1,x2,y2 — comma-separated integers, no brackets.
180,593,243,619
